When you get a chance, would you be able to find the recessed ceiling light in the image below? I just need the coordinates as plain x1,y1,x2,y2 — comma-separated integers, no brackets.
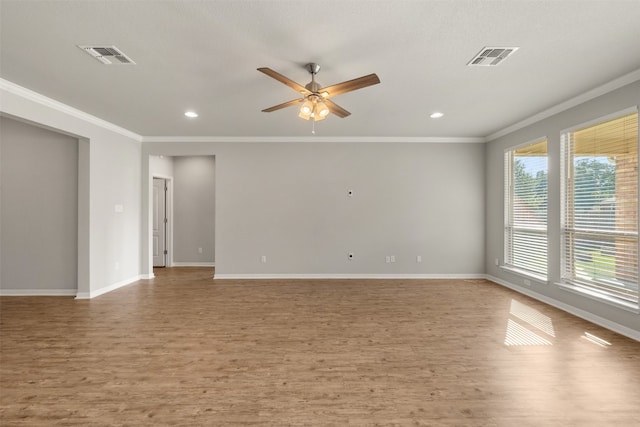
184,111,198,118
430,112,444,119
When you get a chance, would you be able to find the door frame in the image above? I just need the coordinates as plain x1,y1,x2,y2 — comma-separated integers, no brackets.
143,153,216,279
151,174,173,269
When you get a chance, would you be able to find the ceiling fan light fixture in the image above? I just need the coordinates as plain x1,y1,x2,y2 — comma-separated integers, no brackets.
299,97,329,121
316,101,330,118
299,99,314,120
311,110,327,121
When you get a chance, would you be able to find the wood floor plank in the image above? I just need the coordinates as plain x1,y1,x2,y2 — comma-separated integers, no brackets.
1,268,638,425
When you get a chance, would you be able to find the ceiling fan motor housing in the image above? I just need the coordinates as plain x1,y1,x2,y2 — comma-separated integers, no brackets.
305,63,321,75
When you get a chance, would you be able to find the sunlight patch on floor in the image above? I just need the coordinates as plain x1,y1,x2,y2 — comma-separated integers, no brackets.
509,299,556,337
504,318,553,346
581,332,612,347
504,299,555,346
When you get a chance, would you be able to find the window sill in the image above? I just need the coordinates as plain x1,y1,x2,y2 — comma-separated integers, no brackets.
500,265,548,284
555,282,640,314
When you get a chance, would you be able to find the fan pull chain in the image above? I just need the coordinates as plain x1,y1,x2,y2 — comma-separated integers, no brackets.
312,119,315,135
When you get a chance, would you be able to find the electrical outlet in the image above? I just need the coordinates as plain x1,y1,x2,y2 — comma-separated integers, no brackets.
347,189,353,197
348,252,354,260
385,256,391,263
494,258,499,266
198,247,203,254
261,255,267,263
416,255,422,263
390,255,396,263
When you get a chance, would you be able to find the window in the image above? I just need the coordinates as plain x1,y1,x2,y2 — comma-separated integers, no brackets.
561,110,638,308
505,138,548,279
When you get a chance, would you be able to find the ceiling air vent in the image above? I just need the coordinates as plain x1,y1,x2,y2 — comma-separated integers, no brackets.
467,47,518,66
78,45,136,65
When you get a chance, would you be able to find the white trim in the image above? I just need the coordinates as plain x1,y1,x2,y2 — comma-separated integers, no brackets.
171,262,215,267
0,289,76,297
486,274,640,342
214,273,485,280
142,136,486,144
151,172,174,180
75,275,143,299
503,135,547,154
4,68,638,146
559,105,638,134
0,78,143,142
500,265,549,284
555,282,639,314
486,68,640,141
140,273,155,279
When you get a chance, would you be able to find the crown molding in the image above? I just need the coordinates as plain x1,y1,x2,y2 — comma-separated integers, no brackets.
5,66,638,146
141,136,486,143
0,78,143,142
486,68,640,141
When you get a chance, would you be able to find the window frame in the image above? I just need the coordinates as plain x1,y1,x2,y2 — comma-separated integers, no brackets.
559,107,639,311
504,137,549,282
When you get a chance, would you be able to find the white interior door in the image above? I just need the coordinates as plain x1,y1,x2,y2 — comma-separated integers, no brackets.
153,178,167,267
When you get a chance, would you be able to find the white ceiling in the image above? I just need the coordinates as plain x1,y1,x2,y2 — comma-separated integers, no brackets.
2,0,640,138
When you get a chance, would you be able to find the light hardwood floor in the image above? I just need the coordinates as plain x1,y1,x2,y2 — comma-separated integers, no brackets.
1,268,638,426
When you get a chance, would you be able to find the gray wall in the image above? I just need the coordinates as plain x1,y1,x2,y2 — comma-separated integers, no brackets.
485,80,640,334
142,142,485,276
149,155,174,178
1,86,142,298
0,117,78,292
173,156,215,264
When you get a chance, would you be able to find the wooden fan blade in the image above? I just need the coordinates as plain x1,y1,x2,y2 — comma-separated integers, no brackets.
324,99,351,118
319,73,380,98
257,67,311,95
262,98,304,113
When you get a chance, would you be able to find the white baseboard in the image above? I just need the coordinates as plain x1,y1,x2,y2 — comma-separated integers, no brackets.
485,274,640,342
75,274,144,299
0,288,76,297
214,273,486,280
171,262,215,267
139,273,155,279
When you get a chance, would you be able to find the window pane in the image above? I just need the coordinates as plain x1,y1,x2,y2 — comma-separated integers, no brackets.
574,157,616,229
505,139,548,277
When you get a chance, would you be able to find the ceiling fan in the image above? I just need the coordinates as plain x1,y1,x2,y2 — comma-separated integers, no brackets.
258,63,380,122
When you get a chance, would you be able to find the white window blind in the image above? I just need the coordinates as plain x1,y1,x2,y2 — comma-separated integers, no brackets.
561,111,638,306
505,139,548,278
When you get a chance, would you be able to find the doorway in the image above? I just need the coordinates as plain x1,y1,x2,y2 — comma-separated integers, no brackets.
147,155,215,275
